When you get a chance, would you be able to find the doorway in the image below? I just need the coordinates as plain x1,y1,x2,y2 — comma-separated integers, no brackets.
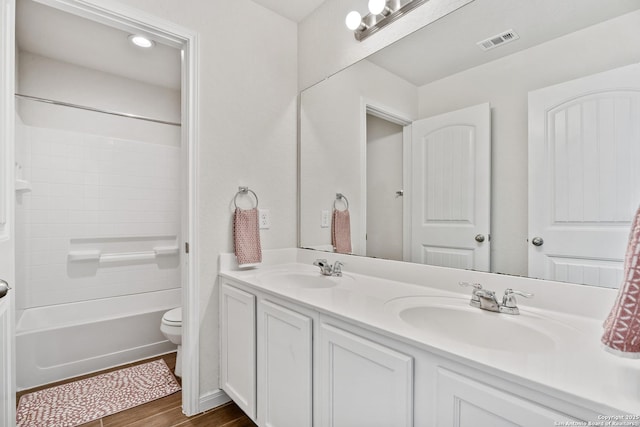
366,114,404,260
1,0,200,421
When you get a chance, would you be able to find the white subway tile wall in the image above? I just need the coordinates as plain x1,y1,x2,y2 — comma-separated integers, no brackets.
16,125,181,309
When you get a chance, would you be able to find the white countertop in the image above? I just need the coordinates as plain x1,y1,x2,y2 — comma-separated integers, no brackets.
219,249,640,416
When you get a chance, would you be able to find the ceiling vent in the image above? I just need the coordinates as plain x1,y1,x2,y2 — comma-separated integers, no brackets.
476,29,520,51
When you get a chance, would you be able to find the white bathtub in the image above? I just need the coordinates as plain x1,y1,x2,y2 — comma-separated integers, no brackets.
16,288,181,390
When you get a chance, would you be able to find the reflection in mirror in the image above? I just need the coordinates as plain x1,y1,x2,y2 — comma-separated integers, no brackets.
299,0,640,288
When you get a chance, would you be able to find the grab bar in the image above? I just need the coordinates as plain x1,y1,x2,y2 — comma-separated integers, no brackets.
68,246,179,263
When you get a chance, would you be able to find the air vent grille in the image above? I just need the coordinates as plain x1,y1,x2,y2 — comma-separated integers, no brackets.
477,29,520,51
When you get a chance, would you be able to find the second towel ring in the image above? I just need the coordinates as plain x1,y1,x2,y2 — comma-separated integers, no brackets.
334,193,349,211
234,186,259,209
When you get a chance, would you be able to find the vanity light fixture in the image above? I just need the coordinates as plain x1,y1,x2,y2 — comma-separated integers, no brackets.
345,0,427,41
128,34,155,49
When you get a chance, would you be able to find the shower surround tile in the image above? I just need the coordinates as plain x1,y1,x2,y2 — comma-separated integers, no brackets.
17,125,182,309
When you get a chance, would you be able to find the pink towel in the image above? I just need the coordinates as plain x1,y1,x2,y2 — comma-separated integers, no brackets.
602,205,640,357
331,208,352,254
233,207,262,268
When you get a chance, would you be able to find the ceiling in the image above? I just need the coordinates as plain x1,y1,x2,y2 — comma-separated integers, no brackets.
366,0,640,87
16,0,182,90
250,0,326,22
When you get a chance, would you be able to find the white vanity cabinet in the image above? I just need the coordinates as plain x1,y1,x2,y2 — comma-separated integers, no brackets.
257,299,313,427
318,322,414,427
220,283,257,420
220,279,313,427
220,274,606,426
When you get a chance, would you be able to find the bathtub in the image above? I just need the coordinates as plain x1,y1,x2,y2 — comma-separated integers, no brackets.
16,288,181,390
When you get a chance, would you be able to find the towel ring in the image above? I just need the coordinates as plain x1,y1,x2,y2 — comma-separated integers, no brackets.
234,186,259,209
334,193,349,211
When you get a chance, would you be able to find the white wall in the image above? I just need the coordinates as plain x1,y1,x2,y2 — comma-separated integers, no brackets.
298,0,474,90
300,59,417,255
17,52,180,146
109,0,298,399
417,10,640,276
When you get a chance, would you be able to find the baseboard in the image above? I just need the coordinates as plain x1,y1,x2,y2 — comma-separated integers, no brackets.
199,389,231,413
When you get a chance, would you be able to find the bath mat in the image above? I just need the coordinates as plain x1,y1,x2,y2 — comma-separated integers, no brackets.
16,359,181,427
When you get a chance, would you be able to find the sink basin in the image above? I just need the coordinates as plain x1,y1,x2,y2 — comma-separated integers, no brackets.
386,296,568,353
257,271,354,289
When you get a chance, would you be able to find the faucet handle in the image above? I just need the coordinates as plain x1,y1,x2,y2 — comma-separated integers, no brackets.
459,282,482,307
502,288,534,308
314,259,334,276
458,281,482,290
332,261,343,276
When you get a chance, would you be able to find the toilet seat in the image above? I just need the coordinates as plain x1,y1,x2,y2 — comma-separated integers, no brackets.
162,307,182,326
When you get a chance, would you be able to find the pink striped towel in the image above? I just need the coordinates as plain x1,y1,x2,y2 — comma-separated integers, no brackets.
233,207,262,268
331,208,352,254
602,205,640,357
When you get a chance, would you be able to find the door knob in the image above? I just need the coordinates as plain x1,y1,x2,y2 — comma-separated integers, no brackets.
0,279,10,299
531,237,544,247
395,190,404,197
475,234,485,243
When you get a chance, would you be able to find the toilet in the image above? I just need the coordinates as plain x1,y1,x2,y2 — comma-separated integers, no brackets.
160,307,182,377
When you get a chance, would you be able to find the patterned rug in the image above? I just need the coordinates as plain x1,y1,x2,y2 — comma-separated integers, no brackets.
16,359,181,427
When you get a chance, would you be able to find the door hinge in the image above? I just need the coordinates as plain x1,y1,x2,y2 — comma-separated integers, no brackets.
185,242,190,254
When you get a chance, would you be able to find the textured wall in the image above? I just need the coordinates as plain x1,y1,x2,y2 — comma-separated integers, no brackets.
111,0,298,398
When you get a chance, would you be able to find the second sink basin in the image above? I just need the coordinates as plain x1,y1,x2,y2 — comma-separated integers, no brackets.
385,296,574,353
257,271,354,289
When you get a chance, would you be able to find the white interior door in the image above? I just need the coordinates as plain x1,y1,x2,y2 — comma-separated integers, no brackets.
410,103,491,271
0,0,15,425
528,63,640,287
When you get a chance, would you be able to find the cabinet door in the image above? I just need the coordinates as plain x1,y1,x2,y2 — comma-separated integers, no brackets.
319,323,413,427
258,300,312,427
436,368,580,426
220,283,256,420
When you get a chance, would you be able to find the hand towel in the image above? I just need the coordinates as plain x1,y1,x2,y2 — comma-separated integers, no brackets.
602,205,640,357
331,208,352,254
233,207,262,268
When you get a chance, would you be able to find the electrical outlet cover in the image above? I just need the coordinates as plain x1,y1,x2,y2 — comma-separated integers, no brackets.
321,210,330,228
259,209,271,229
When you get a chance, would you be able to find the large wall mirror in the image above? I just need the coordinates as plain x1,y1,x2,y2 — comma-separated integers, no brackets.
299,0,640,288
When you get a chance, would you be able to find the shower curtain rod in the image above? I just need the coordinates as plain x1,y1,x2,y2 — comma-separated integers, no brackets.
14,93,182,127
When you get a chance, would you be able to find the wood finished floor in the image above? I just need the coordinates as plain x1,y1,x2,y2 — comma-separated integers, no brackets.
16,353,257,427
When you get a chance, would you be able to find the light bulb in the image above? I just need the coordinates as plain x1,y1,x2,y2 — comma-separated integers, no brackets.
345,11,363,30
368,0,386,15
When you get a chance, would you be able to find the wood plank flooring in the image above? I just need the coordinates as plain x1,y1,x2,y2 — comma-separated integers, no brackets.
16,353,257,427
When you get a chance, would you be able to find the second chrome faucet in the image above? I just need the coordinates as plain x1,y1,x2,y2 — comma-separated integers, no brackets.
459,282,533,315
313,259,343,277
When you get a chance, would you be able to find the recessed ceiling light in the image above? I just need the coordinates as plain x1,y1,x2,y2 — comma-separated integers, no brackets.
128,34,155,48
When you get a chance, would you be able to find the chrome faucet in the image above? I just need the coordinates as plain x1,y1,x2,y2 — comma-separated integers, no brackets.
459,282,533,315
313,259,343,277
